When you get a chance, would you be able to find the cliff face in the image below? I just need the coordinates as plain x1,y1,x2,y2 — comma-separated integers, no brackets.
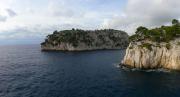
122,19,180,70
41,29,129,51
122,39,180,70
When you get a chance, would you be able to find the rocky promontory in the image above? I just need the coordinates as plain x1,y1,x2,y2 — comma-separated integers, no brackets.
122,19,180,70
41,29,129,51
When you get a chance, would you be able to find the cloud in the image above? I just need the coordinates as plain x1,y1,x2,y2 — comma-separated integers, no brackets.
0,15,7,22
6,9,17,17
101,0,180,34
0,8,17,22
0,23,87,40
1,0,180,45
47,0,75,17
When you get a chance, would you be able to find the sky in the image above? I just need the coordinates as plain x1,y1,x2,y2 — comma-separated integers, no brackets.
0,0,179,45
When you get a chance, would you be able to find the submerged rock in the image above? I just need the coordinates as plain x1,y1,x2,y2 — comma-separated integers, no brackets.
41,29,129,51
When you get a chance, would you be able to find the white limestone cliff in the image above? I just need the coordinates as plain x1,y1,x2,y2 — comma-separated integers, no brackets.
122,39,180,70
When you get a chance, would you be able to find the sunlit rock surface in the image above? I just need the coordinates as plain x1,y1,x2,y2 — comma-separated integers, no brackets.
122,39,180,70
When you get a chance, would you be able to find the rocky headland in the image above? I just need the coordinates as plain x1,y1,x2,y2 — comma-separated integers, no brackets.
121,19,180,70
41,29,129,51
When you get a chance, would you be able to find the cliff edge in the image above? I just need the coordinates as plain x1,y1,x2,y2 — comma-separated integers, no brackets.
122,19,180,70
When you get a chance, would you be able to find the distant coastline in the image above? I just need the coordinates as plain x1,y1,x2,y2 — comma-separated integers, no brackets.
41,29,129,51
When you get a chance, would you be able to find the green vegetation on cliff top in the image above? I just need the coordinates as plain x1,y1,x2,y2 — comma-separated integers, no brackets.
129,19,180,42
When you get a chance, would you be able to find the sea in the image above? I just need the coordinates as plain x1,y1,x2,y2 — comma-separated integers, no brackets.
0,45,180,97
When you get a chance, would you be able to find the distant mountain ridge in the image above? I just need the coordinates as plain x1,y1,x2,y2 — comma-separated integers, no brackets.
41,29,129,51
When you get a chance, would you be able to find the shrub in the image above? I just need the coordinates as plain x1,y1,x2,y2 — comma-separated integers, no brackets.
166,43,171,49
129,46,133,49
140,43,153,51
172,19,179,25
177,42,180,45
129,34,138,41
129,19,180,43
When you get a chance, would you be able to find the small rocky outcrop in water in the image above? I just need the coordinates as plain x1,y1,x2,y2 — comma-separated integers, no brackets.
122,19,180,70
41,29,129,51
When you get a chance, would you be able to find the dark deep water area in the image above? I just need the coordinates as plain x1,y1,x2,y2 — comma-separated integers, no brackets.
1,45,180,97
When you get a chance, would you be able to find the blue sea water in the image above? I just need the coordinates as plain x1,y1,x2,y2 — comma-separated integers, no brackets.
0,45,180,97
